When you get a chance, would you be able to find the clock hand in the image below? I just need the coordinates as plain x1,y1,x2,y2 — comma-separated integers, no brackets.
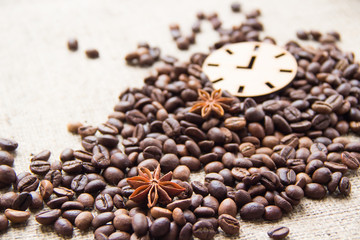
236,56,256,69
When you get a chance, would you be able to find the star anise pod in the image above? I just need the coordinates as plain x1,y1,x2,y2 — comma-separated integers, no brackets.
126,165,185,208
189,89,234,118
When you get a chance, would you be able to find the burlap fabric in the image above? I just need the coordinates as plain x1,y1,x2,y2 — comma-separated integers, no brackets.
0,0,359,239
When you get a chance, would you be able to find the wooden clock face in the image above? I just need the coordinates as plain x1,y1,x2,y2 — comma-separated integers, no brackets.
202,42,298,97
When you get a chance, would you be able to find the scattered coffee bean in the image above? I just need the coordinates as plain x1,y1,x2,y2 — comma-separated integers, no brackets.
267,226,290,239
85,49,99,59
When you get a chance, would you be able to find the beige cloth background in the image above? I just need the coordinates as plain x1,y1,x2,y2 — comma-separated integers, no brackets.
0,0,360,239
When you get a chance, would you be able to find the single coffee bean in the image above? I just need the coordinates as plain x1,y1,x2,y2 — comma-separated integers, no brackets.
0,151,14,166
192,220,215,240
341,151,360,169
264,205,282,220
132,213,148,237
150,217,171,238
62,210,82,224
44,170,62,187
240,202,264,220
267,226,290,239
312,167,332,184
46,196,69,209
218,198,237,217
85,179,107,193
39,180,53,199
339,177,351,196
95,193,114,212
17,174,39,192
67,38,78,51
54,218,73,236
12,192,32,211
285,185,304,200
77,193,95,208
30,160,51,175
218,213,240,235
29,191,43,209
0,138,18,151
0,192,18,209
304,183,327,199
109,231,131,240
31,149,51,162
5,209,30,223
35,209,62,225
85,49,99,59
0,215,9,231
0,165,16,186
92,212,115,229
61,201,84,211
179,222,193,240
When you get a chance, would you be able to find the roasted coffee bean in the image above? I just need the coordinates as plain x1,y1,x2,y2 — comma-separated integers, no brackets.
61,201,84,211
132,213,148,237
92,212,115,229
12,192,32,211
0,138,18,151
240,202,264,220
341,151,359,169
95,193,114,212
218,214,240,235
85,49,99,59
312,167,332,184
224,117,246,131
150,217,170,238
60,148,74,162
5,209,30,223
92,153,111,169
17,174,39,192
35,209,62,225
62,209,82,224
0,151,14,166
285,185,304,200
264,205,282,221
62,159,83,174
74,211,93,230
30,160,51,175
46,196,69,209
0,215,8,231
114,214,132,232
67,38,78,51
0,165,16,187
339,177,351,196
192,220,215,239
77,193,95,209
179,222,193,240
218,198,237,217
267,226,290,239
0,192,17,209
31,149,51,162
29,191,43,209
54,218,73,236
53,187,75,198
39,180,53,199
305,183,326,199
44,170,62,187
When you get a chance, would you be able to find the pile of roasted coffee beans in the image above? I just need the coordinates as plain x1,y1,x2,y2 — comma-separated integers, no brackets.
1,2,360,240
125,43,161,67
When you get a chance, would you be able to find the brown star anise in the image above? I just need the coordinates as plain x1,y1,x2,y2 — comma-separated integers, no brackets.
189,89,234,118
126,165,185,208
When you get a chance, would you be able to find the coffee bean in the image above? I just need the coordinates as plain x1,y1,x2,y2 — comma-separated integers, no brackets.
95,193,114,212
0,138,18,151
218,214,240,235
218,198,237,217
267,226,290,239
35,209,62,225
179,222,193,240
67,38,78,51
54,218,73,236
0,215,8,231
29,191,43,209
192,220,215,239
5,209,30,223
85,49,99,59
0,151,14,166
264,205,282,220
46,196,69,209
150,207,172,219
114,214,132,232
61,201,84,211
39,180,53,199
150,217,170,238
304,183,326,199
53,186,75,198
17,174,39,192
92,212,115,229
240,202,264,220
12,192,32,211
224,117,246,131
285,185,304,200
312,167,332,184
341,151,359,169
44,170,62,187
132,213,148,237
0,165,16,186
339,177,351,196
109,231,131,240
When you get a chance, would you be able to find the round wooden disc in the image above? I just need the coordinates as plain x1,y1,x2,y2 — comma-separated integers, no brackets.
202,42,298,97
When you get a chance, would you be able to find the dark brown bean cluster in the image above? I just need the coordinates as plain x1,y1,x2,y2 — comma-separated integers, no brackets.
125,42,161,67
296,29,341,44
